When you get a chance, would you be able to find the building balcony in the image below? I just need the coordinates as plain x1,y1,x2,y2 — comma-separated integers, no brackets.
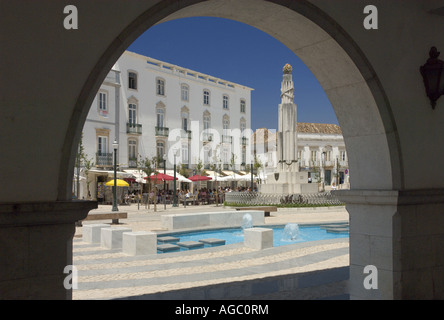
96,152,113,167
202,132,213,142
128,157,138,168
181,129,192,139
103,69,120,86
155,126,169,137
222,135,232,144
127,122,142,134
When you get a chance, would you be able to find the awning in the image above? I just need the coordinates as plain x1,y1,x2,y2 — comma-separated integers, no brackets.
165,170,192,183
88,169,134,179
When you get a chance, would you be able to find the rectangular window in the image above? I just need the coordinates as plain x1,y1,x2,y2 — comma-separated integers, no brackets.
181,85,189,101
240,100,246,113
129,104,137,125
157,108,164,127
182,117,188,132
157,79,165,95
311,150,317,162
98,136,108,155
203,90,210,105
128,72,137,90
203,115,210,131
182,144,188,163
223,95,229,109
99,92,107,110
128,140,137,159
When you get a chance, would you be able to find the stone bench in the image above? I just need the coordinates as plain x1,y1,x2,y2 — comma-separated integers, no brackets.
82,211,128,224
161,210,264,230
122,231,157,256
234,206,277,217
100,227,132,249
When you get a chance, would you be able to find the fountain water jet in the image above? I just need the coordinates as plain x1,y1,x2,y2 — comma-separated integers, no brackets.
282,223,299,241
241,213,253,230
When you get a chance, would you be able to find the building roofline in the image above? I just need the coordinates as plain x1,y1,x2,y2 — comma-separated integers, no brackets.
123,50,254,91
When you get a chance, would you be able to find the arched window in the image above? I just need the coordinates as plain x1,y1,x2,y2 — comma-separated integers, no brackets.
240,117,246,132
203,111,211,131
181,106,189,132
128,103,137,125
156,141,165,159
223,114,230,131
156,102,166,128
128,139,137,168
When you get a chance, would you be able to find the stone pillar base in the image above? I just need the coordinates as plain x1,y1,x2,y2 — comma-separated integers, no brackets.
0,201,97,299
335,189,444,300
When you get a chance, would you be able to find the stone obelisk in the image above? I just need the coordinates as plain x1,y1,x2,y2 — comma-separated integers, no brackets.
259,64,318,195
278,63,298,172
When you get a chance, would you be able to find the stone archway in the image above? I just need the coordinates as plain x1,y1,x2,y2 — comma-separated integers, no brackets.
59,0,401,202
3,0,443,300
59,0,401,300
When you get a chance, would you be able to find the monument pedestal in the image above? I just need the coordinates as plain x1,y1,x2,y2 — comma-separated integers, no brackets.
260,170,318,194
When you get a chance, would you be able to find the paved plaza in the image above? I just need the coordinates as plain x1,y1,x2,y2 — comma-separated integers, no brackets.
73,204,350,300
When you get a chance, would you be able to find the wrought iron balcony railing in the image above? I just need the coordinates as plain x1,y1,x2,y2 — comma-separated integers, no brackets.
96,152,113,167
155,126,169,137
222,135,232,144
181,129,192,139
127,122,142,134
128,157,138,168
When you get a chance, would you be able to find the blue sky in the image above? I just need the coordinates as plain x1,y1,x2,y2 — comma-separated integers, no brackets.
127,17,338,131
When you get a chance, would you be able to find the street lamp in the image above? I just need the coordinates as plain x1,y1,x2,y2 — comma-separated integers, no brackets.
250,162,254,191
173,148,178,207
420,46,444,109
163,153,167,210
112,139,119,212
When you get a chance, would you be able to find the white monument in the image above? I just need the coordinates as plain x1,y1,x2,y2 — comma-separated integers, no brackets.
259,64,318,194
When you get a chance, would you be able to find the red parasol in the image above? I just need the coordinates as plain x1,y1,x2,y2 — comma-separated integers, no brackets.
188,174,212,181
145,173,177,181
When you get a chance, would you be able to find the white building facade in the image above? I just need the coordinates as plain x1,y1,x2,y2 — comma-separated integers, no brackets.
253,124,350,190
79,51,253,200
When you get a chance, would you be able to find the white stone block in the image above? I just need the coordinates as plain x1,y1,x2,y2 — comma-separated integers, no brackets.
82,224,109,244
244,228,273,250
122,231,157,256
100,227,132,249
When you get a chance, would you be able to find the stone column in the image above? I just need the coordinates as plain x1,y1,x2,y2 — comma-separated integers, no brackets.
336,189,444,299
0,201,97,299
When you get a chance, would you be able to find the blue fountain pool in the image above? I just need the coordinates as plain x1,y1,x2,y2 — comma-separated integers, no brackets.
157,224,349,253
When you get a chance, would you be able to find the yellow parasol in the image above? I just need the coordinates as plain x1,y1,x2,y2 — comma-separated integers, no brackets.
105,179,129,187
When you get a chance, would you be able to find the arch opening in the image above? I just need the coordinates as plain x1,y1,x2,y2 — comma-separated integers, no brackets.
60,0,401,202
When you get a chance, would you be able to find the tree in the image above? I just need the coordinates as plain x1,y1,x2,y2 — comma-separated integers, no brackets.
195,158,204,175
139,155,158,209
76,133,94,199
253,155,263,185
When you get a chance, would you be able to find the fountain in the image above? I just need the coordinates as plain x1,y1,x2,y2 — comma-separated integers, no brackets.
241,213,253,230
282,223,299,241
